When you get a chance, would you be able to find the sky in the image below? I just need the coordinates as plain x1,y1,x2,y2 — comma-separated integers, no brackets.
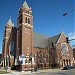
0,0,75,53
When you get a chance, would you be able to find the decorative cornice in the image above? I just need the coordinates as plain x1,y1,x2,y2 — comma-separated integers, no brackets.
18,12,32,17
23,23,33,28
6,29,11,30
4,37,9,39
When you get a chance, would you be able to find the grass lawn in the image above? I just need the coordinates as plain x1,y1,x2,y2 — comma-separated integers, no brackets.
0,71,9,74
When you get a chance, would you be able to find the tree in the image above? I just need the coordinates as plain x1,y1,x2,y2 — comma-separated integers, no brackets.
45,39,51,68
41,39,57,68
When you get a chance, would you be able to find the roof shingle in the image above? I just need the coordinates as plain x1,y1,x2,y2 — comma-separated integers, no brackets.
34,33,61,48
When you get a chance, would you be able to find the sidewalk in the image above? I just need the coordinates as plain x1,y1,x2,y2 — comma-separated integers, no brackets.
0,69,40,75
38,68,61,73
0,68,61,75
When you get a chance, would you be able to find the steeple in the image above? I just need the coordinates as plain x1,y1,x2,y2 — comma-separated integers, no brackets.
7,17,14,26
22,0,29,9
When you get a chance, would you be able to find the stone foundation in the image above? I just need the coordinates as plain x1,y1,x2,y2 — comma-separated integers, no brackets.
19,64,35,71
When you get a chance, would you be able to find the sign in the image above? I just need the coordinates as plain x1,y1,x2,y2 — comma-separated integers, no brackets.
19,54,26,65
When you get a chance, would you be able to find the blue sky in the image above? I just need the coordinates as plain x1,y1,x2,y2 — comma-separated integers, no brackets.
0,0,75,53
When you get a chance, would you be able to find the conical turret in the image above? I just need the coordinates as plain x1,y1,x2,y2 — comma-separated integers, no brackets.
22,0,29,9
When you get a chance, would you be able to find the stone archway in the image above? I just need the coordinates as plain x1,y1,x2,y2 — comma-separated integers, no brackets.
63,59,65,67
66,59,68,66
69,59,71,65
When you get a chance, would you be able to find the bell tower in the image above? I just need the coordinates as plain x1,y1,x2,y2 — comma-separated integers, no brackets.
16,1,34,71
2,18,14,68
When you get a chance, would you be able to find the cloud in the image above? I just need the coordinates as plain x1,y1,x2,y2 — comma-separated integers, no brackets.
68,32,75,36
69,36,75,40
68,32,75,48
68,32,75,40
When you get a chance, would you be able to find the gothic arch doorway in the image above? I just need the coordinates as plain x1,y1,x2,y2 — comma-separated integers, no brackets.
66,59,68,66
63,59,65,67
69,59,71,65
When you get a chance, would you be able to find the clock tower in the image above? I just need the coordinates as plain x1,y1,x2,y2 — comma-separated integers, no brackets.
16,1,35,71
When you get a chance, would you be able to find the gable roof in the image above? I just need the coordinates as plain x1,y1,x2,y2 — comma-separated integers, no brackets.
33,33,61,48
34,32,49,48
48,34,61,44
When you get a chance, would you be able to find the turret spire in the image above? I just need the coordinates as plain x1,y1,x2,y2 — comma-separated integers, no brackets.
22,0,29,9
7,17,14,26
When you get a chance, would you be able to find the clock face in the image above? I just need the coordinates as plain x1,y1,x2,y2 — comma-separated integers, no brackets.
61,44,68,54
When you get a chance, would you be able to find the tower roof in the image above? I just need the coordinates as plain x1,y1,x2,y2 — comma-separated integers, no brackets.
22,1,29,9
7,17,14,26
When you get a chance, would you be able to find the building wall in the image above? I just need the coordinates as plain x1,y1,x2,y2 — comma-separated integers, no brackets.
2,25,16,68
3,20,74,70
2,1,74,70
73,48,75,65
34,48,49,68
33,33,74,69
15,5,35,71
56,33,74,67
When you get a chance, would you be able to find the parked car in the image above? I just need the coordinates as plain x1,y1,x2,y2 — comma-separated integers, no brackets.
70,66,75,69
62,65,75,70
62,66,70,70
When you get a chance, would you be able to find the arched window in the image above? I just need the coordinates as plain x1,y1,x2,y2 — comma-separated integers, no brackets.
39,53,43,63
28,11,29,14
25,59,27,63
8,32,11,36
34,53,36,61
46,54,49,63
28,18,30,24
25,17,27,23
10,41,14,56
19,15,22,24
26,10,28,13
61,43,68,54
20,17,22,23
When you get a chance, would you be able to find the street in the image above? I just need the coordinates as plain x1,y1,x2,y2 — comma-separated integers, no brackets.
1,68,75,75
22,69,75,75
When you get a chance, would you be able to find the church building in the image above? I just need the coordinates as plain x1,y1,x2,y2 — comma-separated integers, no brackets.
2,1,74,71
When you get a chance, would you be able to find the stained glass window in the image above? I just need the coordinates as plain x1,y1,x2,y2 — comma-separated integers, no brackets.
61,43,68,54
10,41,14,55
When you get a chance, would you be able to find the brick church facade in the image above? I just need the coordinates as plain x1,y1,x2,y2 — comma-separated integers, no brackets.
2,1,74,71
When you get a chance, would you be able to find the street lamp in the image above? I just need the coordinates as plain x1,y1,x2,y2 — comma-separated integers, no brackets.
63,10,75,16
63,10,75,42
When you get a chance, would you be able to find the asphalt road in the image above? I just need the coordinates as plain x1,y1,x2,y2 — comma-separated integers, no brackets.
1,68,75,75
25,69,75,75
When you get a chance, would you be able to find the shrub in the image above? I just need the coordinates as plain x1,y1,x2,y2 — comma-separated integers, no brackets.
11,63,15,70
